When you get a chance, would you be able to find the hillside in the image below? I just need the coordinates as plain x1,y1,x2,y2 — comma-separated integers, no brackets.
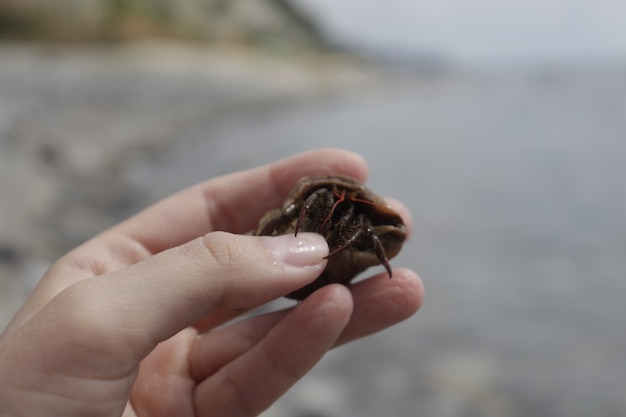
0,0,328,49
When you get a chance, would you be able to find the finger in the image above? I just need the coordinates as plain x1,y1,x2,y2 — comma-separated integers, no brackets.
188,268,422,382
189,309,288,382
335,268,423,346
41,232,330,360
193,284,353,417
114,148,368,255
191,306,253,334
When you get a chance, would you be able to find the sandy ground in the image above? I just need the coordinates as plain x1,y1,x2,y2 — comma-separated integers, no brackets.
0,41,381,329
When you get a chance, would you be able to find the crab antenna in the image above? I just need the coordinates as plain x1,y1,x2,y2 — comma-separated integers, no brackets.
320,190,346,231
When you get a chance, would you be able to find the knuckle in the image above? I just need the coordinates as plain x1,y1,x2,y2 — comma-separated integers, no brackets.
200,231,243,271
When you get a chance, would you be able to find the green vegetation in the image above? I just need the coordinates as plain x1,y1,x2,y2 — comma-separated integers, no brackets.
0,0,327,49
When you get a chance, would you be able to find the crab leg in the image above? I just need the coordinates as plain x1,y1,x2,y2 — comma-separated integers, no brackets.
294,189,334,236
371,232,393,278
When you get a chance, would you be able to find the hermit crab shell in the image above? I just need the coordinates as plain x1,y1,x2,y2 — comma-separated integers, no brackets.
255,175,406,300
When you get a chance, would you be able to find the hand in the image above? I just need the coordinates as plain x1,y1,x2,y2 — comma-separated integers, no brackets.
0,149,423,417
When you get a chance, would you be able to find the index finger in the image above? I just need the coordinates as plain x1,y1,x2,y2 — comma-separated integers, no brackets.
115,148,369,255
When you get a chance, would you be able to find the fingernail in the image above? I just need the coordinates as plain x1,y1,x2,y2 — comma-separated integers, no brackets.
263,233,328,267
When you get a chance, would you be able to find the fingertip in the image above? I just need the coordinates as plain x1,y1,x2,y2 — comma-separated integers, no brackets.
358,267,424,321
389,268,424,317
327,148,370,181
304,148,370,181
200,232,328,309
270,148,370,190
262,233,328,268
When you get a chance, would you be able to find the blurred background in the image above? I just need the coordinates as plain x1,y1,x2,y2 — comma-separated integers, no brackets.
1,1,626,416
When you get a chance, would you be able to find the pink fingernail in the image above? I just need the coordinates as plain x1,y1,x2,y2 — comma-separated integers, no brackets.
263,233,328,267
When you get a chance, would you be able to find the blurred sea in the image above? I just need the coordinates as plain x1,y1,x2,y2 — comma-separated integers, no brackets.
2,45,626,416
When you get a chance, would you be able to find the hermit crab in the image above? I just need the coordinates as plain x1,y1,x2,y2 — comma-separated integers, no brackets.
255,175,406,300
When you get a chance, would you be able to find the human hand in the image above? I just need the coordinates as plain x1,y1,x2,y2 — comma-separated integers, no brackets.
0,149,423,417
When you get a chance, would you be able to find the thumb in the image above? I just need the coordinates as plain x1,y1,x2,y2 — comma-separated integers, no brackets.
49,232,328,357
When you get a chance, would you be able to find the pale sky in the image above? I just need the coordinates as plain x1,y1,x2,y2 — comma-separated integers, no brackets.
293,0,626,65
